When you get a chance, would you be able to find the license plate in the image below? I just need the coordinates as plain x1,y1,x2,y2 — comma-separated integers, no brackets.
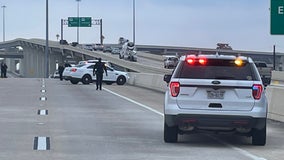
207,90,225,99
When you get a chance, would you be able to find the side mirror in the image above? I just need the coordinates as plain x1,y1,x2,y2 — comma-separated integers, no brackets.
164,74,172,83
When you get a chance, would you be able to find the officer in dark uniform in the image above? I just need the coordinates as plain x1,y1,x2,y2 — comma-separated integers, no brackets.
93,58,107,90
1,62,8,78
58,63,65,81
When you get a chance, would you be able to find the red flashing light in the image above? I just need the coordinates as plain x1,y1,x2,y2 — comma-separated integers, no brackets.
199,58,207,65
186,55,207,65
170,82,180,97
186,58,195,65
71,68,77,72
252,84,263,100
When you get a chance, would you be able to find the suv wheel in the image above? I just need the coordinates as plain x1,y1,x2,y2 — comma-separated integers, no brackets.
116,76,126,85
82,75,92,85
164,123,178,143
70,79,79,84
252,125,266,146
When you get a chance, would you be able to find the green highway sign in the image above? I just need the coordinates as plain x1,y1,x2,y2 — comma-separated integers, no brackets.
68,17,92,27
271,0,284,35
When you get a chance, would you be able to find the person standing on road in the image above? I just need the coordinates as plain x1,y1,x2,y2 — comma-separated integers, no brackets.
93,58,107,90
1,62,8,78
65,62,72,67
58,63,65,81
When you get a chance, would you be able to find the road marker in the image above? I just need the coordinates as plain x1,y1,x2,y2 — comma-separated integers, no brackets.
38,110,48,115
40,97,47,101
33,137,50,150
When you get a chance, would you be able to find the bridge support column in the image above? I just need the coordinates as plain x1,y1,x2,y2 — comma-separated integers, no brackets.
280,55,284,71
5,58,16,73
49,52,64,73
22,47,45,78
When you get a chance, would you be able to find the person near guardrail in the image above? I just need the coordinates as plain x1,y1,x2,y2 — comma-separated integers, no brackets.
93,58,107,90
58,63,65,81
1,62,8,78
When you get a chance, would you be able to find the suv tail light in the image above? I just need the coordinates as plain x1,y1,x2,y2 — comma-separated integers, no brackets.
252,84,263,100
170,82,180,97
71,68,77,72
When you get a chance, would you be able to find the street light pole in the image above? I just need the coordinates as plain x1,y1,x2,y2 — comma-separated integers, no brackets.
76,0,81,44
45,0,49,78
133,0,135,45
2,5,6,42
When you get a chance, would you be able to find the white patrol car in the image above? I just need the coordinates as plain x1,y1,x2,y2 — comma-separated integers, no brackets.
69,63,129,85
62,67,72,80
163,54,268,145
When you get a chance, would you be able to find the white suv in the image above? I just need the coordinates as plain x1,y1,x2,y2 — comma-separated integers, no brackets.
163,54,268,145
69,63,129,85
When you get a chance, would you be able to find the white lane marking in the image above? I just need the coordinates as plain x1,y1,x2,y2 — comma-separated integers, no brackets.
37,137,47,150
104,87,267,160
40,97,47,101
38,110,48,115
104,88,163,117
34,137,50,150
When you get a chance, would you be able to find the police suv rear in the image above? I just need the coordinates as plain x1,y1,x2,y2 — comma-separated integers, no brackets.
164,54,268,145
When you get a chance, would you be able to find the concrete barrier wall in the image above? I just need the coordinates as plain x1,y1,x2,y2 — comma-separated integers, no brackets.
127,73,166,93
266,85,284,122
266,71,284,122
128,71,284,123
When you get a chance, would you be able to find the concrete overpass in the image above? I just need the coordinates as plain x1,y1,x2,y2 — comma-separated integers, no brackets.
0,38,170,78
0,38,283,78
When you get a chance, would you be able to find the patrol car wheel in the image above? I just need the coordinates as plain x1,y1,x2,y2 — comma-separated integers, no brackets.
82,75,92,85
116,76,126,85
164,123,178,143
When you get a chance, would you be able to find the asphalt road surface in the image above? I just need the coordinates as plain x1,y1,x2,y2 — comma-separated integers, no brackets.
0,78,283,160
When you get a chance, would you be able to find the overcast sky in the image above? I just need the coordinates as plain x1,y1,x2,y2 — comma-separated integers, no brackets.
0,0,284,52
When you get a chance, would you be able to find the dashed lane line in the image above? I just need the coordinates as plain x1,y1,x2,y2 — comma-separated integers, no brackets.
33,137,50,150
38,110,48,115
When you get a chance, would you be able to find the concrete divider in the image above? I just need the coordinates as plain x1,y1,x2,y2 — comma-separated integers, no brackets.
128,71,284,123
266,71,284,122
127,72,166,93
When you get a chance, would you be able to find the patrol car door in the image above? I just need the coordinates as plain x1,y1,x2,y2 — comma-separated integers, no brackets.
103,66,116,82
87,64,96,80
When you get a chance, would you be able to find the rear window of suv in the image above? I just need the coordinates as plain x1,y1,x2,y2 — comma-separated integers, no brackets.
174,59,258,80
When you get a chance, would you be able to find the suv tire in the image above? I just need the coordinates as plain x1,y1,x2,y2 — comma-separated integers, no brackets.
164,123,178,143
82,75,92,85
252,125,266,146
